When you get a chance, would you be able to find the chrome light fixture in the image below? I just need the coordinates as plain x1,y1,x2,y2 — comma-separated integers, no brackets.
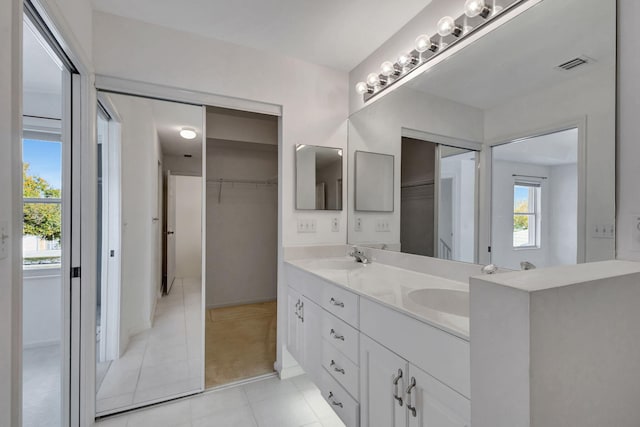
465,0,492,18
356,0,534,103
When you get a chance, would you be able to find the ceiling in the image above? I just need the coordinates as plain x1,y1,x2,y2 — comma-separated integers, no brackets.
492,128,578,166
405,0,615,109
90,0,432,71
23,19,62,97
150,99,203,159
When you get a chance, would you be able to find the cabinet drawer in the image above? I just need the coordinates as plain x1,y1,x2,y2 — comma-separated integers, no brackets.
321,282,359,327
322,341,359,399
321,311,359,364
360,298,470,398
320,369,360,427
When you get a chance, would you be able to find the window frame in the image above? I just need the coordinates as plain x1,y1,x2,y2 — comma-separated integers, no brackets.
22,127,63,269
512,181,541,249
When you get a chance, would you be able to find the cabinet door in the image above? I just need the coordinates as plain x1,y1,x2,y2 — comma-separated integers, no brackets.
301,296,323,384
287,288,301,362
360,334,408,427
406,364,470,427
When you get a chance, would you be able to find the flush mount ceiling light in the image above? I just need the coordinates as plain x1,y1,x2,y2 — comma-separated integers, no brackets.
354,0,535,103
180,127,197,140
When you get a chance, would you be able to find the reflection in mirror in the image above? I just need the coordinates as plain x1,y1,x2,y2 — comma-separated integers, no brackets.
491,128,578,270
95,92,204,415
399,137,477,262
295,144,343,210
348,0,615,269
355,151,394,212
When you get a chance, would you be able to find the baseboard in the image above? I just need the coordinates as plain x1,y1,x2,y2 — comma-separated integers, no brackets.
278,363,305,380
206,296,276,310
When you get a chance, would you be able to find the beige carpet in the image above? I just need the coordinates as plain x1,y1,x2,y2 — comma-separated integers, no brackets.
205,300,277,388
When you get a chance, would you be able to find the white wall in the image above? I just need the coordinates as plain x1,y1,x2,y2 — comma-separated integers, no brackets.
548,164,578,266
617,0,640,261
206,140,278,308
348,85,484,245
109,93,163,350
174,175,202,278
93,11,349,247
22,268,62,347
0,1,23,424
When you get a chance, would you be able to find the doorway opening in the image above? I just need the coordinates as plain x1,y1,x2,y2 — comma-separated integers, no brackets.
490,127,579,270
21,5,79,426
204,106,279,388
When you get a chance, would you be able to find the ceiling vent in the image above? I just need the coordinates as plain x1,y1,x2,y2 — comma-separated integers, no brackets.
556,56,591,71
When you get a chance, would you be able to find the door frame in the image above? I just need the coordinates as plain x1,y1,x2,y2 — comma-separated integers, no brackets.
482,117,587,266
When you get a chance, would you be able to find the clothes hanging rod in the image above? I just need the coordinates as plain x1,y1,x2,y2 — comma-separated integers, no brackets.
512,174,547,180
206,178,277,185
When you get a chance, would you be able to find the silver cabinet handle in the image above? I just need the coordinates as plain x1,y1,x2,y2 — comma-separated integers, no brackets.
300,301,304,323
330,360,345,374
330,297,344,308
392,368,403,406
295,300,301,319
327,392,343,408
406,377,417,417
330,328,345,341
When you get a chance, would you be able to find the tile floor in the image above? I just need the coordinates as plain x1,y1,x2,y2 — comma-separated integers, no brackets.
96,374,346,427
23,343,61,427
97,277,203,414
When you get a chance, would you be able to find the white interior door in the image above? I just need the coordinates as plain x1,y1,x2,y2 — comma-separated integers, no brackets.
166,171,177,293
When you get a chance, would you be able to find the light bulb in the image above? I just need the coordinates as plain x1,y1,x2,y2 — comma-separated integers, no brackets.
380,61,396,77
180,128,197,140
355,81,369,95
397,52,415,68
464,0,490,18
415,34,432,53
437,16,456,37
366,73,380,86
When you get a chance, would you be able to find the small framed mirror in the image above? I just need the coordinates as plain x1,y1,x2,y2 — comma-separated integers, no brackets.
355,150,394,212
295,144,343,210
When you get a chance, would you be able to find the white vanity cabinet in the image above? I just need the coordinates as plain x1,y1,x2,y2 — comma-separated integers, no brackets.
360,335,470,427
285,262,470,427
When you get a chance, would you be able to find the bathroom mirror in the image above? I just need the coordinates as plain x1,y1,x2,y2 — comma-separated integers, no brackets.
355,151,394,212
95,91,205,415
348,0,616,269
295,144,343,210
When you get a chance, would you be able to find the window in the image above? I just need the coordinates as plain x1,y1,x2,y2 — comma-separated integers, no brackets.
513,182,541,248
23,137,62,266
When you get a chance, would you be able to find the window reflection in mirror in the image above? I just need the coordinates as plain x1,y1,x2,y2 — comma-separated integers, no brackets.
491,128,578,270
295,144,343,210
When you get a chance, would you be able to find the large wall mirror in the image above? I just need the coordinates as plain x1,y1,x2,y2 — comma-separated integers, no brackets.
95,91,205,414
295,144,343,210
348,0,616,269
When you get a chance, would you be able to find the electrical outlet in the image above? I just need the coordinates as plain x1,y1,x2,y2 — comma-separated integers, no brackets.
355,217,362,232
632,215,640,251
297,219,317,233
0,220,8,260
331,217,339,232
376,219,391,232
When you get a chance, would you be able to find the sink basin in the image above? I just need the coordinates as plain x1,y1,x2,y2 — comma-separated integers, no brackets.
306,258,364,271
407,288,469,317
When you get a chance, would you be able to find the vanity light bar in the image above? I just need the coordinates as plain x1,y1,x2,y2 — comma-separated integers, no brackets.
355,0,533,102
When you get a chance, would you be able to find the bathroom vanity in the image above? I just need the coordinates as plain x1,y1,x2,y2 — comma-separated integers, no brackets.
285,254,475,427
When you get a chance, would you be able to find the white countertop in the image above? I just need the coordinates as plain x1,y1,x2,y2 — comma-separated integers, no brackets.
285,256,470,340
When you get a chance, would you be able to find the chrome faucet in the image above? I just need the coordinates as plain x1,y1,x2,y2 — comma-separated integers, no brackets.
520,261,536,271
349,247,371,264
480,264,498,275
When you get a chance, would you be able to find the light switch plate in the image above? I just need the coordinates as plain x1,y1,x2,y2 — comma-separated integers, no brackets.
632,215,640,251
297,218,317,233
354,217,362,232
331,218,339,232
0,220,8,260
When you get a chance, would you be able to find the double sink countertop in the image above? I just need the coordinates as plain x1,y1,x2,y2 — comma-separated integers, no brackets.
285,256,471,340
